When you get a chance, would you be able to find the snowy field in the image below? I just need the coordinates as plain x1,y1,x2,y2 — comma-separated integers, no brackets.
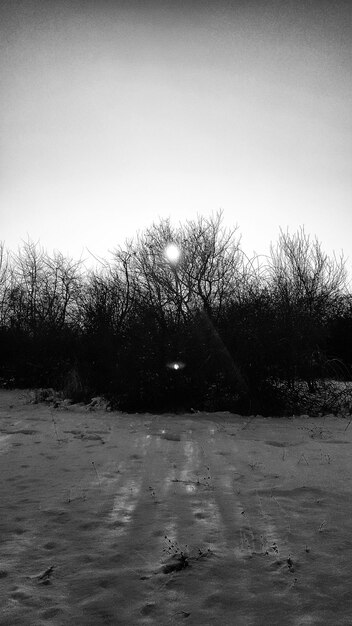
0,390,352,625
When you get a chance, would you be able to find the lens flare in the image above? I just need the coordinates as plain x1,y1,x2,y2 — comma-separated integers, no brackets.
166,361,185,371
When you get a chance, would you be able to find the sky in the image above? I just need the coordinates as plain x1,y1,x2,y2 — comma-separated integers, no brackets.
1,0,351,267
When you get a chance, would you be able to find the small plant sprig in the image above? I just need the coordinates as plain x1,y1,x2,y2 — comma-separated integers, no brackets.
91,461,101,484
248,460,262,471
320,450,331,464
344,418,351,432
297,453,309,465
287,556,295,573
318,520,327,533
50,409,61,444
163,536,186,557
162,536,189,573
162,536,212,574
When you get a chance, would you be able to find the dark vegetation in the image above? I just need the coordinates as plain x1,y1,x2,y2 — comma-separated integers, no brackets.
0,212,351,415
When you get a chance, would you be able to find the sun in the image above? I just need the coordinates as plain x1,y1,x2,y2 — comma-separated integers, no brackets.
164,243,181,264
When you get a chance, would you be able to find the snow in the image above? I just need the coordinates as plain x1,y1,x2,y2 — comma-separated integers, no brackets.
0,390,351,625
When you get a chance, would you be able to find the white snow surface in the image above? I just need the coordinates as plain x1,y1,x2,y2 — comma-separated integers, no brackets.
0,390,351,625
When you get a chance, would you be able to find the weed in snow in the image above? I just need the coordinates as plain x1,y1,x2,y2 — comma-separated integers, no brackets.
162,536,212,574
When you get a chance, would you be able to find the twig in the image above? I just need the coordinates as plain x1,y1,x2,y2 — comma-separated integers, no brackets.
298,453,309,465
344,418,352,432
91,461,101,483
37,565,54,584
51,410,60,444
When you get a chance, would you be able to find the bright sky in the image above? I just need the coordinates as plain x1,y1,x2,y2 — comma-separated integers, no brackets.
1,0,351,267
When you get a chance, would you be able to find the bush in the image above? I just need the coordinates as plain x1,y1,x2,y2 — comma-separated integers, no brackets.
0,220,351,415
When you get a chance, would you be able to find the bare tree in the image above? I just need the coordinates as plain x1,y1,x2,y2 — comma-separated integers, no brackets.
118,211,245,325
0,242,12,327
123,219,187,328
42,250,83,329
270,227,347,319
81,252,137,335
178,210,243,320
8,240,83,334
268,228,347,389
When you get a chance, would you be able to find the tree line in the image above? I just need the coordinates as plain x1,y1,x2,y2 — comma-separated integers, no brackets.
0,212,351,415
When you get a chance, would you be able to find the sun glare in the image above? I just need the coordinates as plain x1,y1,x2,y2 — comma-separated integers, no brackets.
166,361,185,371
164,243,181,264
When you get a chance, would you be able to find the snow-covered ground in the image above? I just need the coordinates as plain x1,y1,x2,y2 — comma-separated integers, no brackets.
0,390,351,625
